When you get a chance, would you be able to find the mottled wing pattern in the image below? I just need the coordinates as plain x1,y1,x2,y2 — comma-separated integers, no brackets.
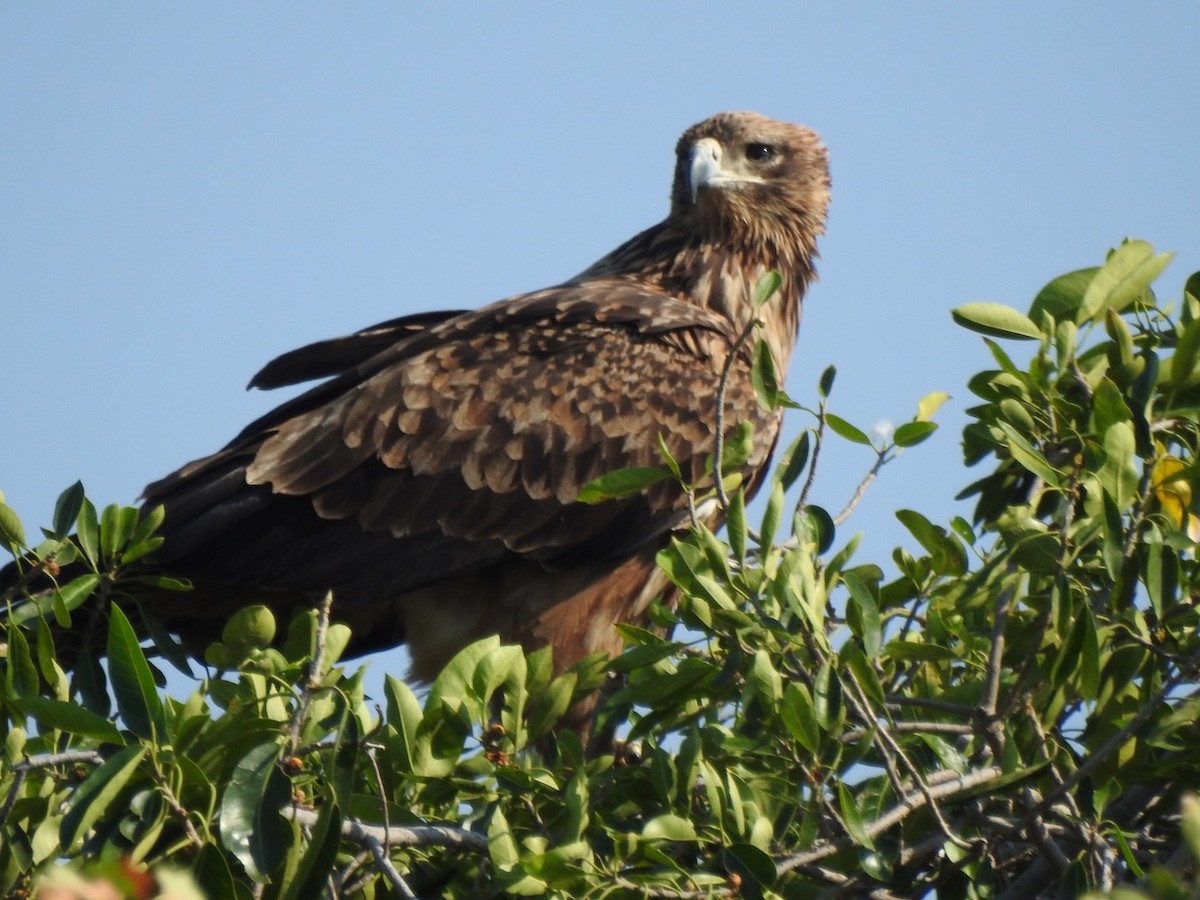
143,281,777,614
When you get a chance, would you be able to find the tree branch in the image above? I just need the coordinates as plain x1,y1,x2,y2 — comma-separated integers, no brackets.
777,766,1003,873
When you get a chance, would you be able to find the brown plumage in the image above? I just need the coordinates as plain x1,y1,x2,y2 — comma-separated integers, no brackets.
130,111,831,690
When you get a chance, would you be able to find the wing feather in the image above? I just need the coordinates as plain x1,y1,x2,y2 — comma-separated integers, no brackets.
145,281,767,601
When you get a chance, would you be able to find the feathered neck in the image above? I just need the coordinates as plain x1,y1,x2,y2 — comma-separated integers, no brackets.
571,217,819,376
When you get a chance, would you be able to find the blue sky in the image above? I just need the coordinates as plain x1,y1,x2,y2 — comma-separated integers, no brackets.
2,5,1197,684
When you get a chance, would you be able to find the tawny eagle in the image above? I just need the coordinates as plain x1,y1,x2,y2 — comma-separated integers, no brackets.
44,112,833,688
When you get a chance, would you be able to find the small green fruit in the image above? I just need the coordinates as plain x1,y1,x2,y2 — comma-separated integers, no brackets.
222,604,277,653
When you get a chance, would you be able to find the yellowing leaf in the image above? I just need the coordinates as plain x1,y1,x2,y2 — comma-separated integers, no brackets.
916,391,951,422
1152,455,1192,527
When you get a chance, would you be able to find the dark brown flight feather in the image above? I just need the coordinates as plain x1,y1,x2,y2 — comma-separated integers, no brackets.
42,112,832,717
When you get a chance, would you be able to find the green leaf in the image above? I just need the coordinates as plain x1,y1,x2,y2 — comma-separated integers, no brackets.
107,604,166,740
997,421,1063,487
488,807,520,871
220,740,291,882
99,503,139,560
1078,240,1173,323
76,499,100,565
952,302,1043,340
279,802,342,900
752,269,783,307
719,420,755,473
56,574,102,616
843,571,882,657
14,697,123,742
896,509,966,576
818,365,836,398
726,488,746,562
893,420,938,448
748,650,783,705
129,503,166,547
723,843,777,889
751,338,780,410
781,682,820,753
837,782,874,848
656,432,684,481
577,466,668,503
813,662,843,732
1171,317,1200,389
52,481,86,538
5,620,39,698
385,674,426,775
1181,795,1200,868
60,744,147,851
0,502,25,550
193,845,239,900
776,431,810,490
826,413,873,446
137,604,196,678
759,480,784,550
1099,422,1138,508
328,703,360,808
642,814,698,842
1078,607,1101,698
1029,267,1098,322
797,504,835,554
1090,377,1131,435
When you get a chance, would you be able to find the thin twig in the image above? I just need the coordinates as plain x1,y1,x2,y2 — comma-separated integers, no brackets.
839,720,975,743
0,750,104,830
796,407,826,514
712,318,760,510
886,695,977,716
777,766,1003,873
833,447,890,525
151,763,204,850
1008,668,1185,843
287,591,334,754
1022,788,1070,874
842,667,976,852
365,834,417,899
10,749,106,771
283,806,490,854
977,578,1014,761
612,877,734,899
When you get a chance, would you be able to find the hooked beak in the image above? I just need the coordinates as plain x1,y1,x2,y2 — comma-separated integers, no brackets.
687,137,723,204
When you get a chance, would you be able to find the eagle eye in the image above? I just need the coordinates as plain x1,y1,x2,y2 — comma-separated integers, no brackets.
745,143,777,163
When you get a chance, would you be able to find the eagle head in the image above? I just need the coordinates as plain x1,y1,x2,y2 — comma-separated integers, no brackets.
670,111,830,263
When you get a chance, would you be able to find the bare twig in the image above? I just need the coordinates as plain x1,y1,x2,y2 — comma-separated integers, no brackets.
151,763,204,850
712,317,760,510
833,446,890,525
842,668,976,852
365,835,417,899
0,749,104,830
886,695,976,717
9,749,105,771
777,766,1003,873
283,806,490,854
287,591,334,753
612,877,734,899
1018,670,1183,826
840,720,975,743
977,578,1014,760
796,408,826,514
1022,788,1070,874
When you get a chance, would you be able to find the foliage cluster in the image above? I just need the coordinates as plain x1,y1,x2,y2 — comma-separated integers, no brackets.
4,242,1200,898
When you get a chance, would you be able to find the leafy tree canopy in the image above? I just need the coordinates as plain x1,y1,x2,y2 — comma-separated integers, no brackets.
4,241,1200,898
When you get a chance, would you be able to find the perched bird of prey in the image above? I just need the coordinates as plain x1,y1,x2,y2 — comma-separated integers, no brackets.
43,112,832,695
